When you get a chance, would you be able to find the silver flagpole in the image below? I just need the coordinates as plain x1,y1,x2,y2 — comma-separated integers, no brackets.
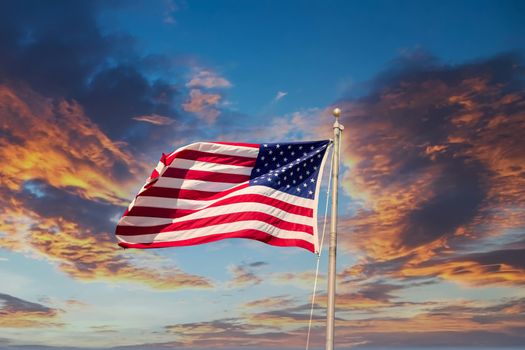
326,107,343,350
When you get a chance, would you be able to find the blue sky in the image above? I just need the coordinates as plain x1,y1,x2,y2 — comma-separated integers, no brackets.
0,0,524,349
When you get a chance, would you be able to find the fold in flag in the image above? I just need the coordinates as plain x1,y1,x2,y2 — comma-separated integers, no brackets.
116,140,331,253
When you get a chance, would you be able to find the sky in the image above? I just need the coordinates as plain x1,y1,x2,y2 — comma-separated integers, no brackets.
0,0,524,349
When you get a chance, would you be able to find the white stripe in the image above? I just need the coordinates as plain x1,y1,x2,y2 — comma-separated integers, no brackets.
170,142,259,159
118,201,313,228
167,159,253,175
155,177,246,192
117,220,315,245
133,185,313,211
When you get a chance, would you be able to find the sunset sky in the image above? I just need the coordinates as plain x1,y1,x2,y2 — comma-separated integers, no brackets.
1,0,524,349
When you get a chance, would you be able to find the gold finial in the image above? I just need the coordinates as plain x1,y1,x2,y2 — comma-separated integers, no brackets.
332,107,341,118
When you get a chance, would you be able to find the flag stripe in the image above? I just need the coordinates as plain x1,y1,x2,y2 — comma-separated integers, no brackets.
213,142,260,149
168,149,257,167
127,193,313,220
117,221,315,245
163,168,251,183
169,142,260,158
118,229,314,252
116,210,313,236
154,177,246,192
165,159,253,175
120,201,312,228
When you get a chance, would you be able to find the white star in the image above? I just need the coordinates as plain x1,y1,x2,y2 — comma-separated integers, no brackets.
310,159,314,163
291,152,295,156
314,166,318,170
265,163,268,167
264,144,268,147
293,180,296,184
306,170,310,175
276,144,280,148
254,180,258,183
280,151,284,155
310,146,314,150
277,163,280,167
303,163,307,167
303,183,307,187
284,157,288,162
261,156,265,160
286,184,290,188
284,176,287,180
290,172,293,176
309,190,313,195
299,175,303,179
296,188,301,192
303,152,307,156
288,145,292,149
299,146,303,150
269,150,273,154
310,178,315,183
296,168,300,171
278,181,281,185
272,157,276,161
256,168,260,172
317,154,321,158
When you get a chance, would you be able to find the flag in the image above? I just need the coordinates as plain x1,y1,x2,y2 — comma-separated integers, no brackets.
116,140,331,253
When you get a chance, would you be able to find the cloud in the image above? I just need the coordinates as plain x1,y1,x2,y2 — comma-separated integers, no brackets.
182,88,222,123
274,91,288,102
0,0,184,145
331,52,525,287
186,69,232,89
0,84,144,206
228,265,262,287
0,200,213,290
163,0,178,24
0,293,63,328
132,114,175,125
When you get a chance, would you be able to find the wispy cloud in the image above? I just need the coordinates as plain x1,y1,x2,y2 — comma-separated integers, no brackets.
132,114,175,125
186,69,232,89
274,91,288,102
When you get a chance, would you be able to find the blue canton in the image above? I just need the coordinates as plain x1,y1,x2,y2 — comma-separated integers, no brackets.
249,140,331,199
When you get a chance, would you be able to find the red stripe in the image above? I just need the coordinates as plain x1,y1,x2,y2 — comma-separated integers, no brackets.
126,193,313,219
162,168,250,183
137,183,249,201
116,211,313,236
165,149,256,167
118,229,314,252
213,142,260,149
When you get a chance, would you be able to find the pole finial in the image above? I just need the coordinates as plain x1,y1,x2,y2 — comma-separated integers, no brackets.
332,107,341,118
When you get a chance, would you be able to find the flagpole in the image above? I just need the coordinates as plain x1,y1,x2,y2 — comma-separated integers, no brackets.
326,107,343,350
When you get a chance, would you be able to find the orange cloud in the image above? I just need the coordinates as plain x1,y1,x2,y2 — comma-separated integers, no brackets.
330,54,525,288
0,203,212,290
0,293,63,328
0,84,146,206
182,88,221,123
0,83,213,290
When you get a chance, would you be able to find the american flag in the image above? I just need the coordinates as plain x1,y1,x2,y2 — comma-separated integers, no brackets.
116,140,331,253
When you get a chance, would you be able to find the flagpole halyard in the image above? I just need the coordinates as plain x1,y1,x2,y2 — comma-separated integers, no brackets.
326,107,343,350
